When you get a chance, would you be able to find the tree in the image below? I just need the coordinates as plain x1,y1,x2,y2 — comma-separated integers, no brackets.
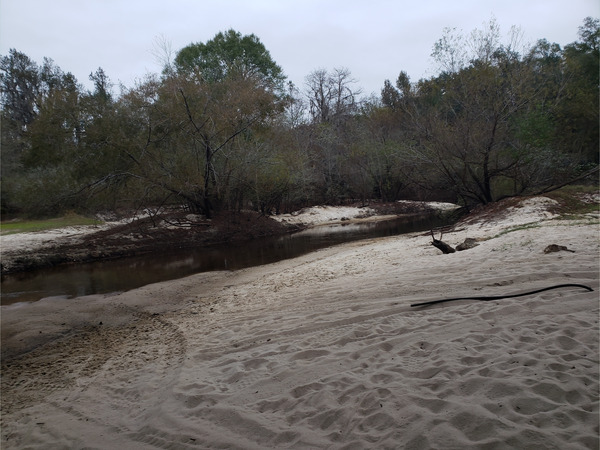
88,67,112,104
556,17,599,163
380,79,400,111
93,31,290,218
305,67,361,124
118,65,285,217
0,49,40,128
151,34,176,77
24,72,80,169
0,52,92,214
0,50,40,212
281,81,308,128
403,21,559,206
431,27,469,74
301,67,363,202
174,29,285,94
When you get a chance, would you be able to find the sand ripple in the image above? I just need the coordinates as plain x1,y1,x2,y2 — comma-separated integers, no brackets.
1,208,598,449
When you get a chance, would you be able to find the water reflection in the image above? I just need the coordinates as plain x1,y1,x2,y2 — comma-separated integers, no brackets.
1,214,448,305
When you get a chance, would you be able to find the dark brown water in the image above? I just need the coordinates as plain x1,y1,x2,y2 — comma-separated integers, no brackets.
1,214,449,305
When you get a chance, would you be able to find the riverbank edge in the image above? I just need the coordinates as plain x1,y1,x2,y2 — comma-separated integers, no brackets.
0,201,458,275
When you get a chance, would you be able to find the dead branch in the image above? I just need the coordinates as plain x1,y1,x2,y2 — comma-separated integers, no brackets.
530,165,599,196
431,229,455,254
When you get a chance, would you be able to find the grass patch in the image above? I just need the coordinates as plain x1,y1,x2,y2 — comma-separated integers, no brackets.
492,222,544,239
544,185,599,217
491,217,599,241
0,213,103,235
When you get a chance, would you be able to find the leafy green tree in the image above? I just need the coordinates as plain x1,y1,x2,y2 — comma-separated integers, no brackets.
380,79,400,111
0,53,88,214
0,52,132,215
0,50,39,212
24,73,80,169
174,29,285,93
112,30,287,217
0,49,39,128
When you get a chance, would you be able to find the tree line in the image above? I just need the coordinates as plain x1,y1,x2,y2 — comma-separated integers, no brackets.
1,19,598,218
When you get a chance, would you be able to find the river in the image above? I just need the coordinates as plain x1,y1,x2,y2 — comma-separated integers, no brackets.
1,214,450,305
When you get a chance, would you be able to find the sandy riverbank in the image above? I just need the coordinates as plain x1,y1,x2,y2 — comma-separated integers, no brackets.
1,196,599,449
0,201,452,275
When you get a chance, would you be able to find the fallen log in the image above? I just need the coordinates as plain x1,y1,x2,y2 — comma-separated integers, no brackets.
431,230,455,254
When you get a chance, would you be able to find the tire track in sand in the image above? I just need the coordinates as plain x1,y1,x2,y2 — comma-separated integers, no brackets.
1,309,187,447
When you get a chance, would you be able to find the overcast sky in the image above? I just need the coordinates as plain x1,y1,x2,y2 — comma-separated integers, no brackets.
1,0,598,96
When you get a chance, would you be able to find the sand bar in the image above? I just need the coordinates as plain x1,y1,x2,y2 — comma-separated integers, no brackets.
1,196,598,449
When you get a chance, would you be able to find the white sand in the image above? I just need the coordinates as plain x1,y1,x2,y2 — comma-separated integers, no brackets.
1,197,599,449
272,201,459,227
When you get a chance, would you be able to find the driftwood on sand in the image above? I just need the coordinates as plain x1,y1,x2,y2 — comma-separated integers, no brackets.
430,230,455,254
544,244,576,253
431,230,480,254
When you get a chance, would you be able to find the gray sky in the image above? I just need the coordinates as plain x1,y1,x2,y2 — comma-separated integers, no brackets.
1,0,598,96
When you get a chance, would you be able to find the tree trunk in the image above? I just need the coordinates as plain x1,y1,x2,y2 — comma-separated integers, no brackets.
203,141,213,219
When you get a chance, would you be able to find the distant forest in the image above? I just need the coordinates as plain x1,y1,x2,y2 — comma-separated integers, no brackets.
1,18,598,218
